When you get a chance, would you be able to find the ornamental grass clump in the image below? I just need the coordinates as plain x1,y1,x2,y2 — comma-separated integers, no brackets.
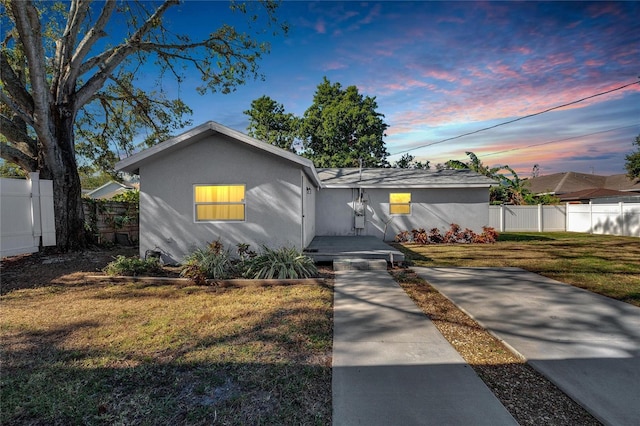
180,241,235,284
244,246,317,279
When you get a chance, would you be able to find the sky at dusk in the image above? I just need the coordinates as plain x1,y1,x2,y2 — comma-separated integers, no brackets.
144,1,639,176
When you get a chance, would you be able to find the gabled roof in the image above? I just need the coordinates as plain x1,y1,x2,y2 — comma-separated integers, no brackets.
317,168,495,188
85,180,137,199
115,121,322,188
558,188,633,202
604,174,640,191
524,172,640,195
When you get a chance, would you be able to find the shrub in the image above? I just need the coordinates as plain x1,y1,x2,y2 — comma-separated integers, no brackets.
395,224,499,245
474,226,499,244
243,246,317,279
180,246,235,283
428,228,444,244
103,255,161,276
395,231,411,243
411,228,429,244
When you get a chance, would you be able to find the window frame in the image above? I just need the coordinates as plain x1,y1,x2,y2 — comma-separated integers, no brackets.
389,192,412,215
193,184,246,222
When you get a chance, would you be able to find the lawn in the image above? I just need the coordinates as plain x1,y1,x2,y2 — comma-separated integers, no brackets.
1,280,333,424
393,232,640,307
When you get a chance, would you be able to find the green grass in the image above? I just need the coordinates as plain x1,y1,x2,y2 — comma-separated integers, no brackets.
1,281,333,425
393,232,640,307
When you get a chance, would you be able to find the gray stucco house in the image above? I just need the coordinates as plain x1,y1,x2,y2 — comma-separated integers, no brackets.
116,121,494,262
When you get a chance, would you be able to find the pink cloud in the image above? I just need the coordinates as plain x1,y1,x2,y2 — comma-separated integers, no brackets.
315,18,326,34
322,61,347,71
584,59,605,67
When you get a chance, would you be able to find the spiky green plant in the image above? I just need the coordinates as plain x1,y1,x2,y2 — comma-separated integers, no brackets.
180,246,234,282
243,246,317,279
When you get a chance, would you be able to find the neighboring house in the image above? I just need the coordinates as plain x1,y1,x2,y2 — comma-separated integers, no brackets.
116,121,494,262
525,171,640,202
85,180,138,199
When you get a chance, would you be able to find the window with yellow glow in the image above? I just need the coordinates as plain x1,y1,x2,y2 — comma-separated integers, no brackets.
194,185,245,221
389,193,411,215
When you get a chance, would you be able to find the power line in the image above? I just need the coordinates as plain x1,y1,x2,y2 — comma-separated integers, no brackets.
390,79,640,157
464,123,640,161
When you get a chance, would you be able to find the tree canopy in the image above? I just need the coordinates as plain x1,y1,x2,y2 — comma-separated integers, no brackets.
244,95,298,152
625,134,640,180
245,77,389,167
0,0,285,250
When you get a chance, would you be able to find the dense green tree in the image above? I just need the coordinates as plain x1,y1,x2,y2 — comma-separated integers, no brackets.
625,134,640,179
299,77,389,167
244,95,298,151
0,0,285,250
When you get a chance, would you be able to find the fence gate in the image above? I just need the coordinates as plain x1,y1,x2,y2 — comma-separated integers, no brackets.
1,172,56,257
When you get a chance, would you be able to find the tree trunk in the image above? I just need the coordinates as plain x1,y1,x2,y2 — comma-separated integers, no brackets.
43,109,86,251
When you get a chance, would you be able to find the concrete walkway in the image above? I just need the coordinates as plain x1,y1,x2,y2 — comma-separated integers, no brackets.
414,267,640,426
332,262,517,425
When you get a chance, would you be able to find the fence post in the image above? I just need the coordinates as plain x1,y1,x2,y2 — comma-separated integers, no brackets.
589,201,594,234
538,204,543,232
39,179,56,246
28,172,42,245
620,201,625,236
500,204,505,232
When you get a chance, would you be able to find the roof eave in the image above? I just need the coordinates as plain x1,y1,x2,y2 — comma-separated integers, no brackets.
322,183,494,189
115,121,323,188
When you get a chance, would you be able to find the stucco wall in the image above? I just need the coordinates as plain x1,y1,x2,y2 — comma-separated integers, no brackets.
316,187,490,240
139,133,304,263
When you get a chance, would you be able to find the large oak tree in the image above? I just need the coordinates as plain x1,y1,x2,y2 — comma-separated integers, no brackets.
0,0,284,250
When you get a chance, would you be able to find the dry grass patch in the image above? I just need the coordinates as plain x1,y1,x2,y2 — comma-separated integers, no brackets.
1,280,333,425
394,232,640,306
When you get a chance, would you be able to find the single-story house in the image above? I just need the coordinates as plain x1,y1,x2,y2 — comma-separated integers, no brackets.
85,180,138,199
116,121,495,262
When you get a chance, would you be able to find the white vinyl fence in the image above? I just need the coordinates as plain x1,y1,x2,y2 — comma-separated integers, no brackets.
1,173,56,257
489,205,566,232
489,202,639,237
566,202,640,237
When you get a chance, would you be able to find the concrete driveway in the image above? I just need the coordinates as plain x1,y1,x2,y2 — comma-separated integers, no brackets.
414,267,640,426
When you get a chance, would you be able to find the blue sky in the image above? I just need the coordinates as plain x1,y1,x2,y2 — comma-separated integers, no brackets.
145,1,639,176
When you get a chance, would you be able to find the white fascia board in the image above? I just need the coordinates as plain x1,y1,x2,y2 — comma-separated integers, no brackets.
322,183,494,189
116,121,323,188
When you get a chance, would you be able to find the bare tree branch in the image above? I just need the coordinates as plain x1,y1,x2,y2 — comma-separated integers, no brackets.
52,0,90,92
0,139,37,171
0,113,37,154
0,90,35,128
9,1,53,146
63,0,116,98
75,0,179,108
0,48,34,116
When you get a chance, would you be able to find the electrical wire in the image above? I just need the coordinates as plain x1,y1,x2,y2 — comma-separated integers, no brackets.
390,79,640,157
465,123,640,160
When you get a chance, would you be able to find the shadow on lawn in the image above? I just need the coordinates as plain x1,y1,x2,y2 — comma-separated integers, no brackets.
1,311,332,425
